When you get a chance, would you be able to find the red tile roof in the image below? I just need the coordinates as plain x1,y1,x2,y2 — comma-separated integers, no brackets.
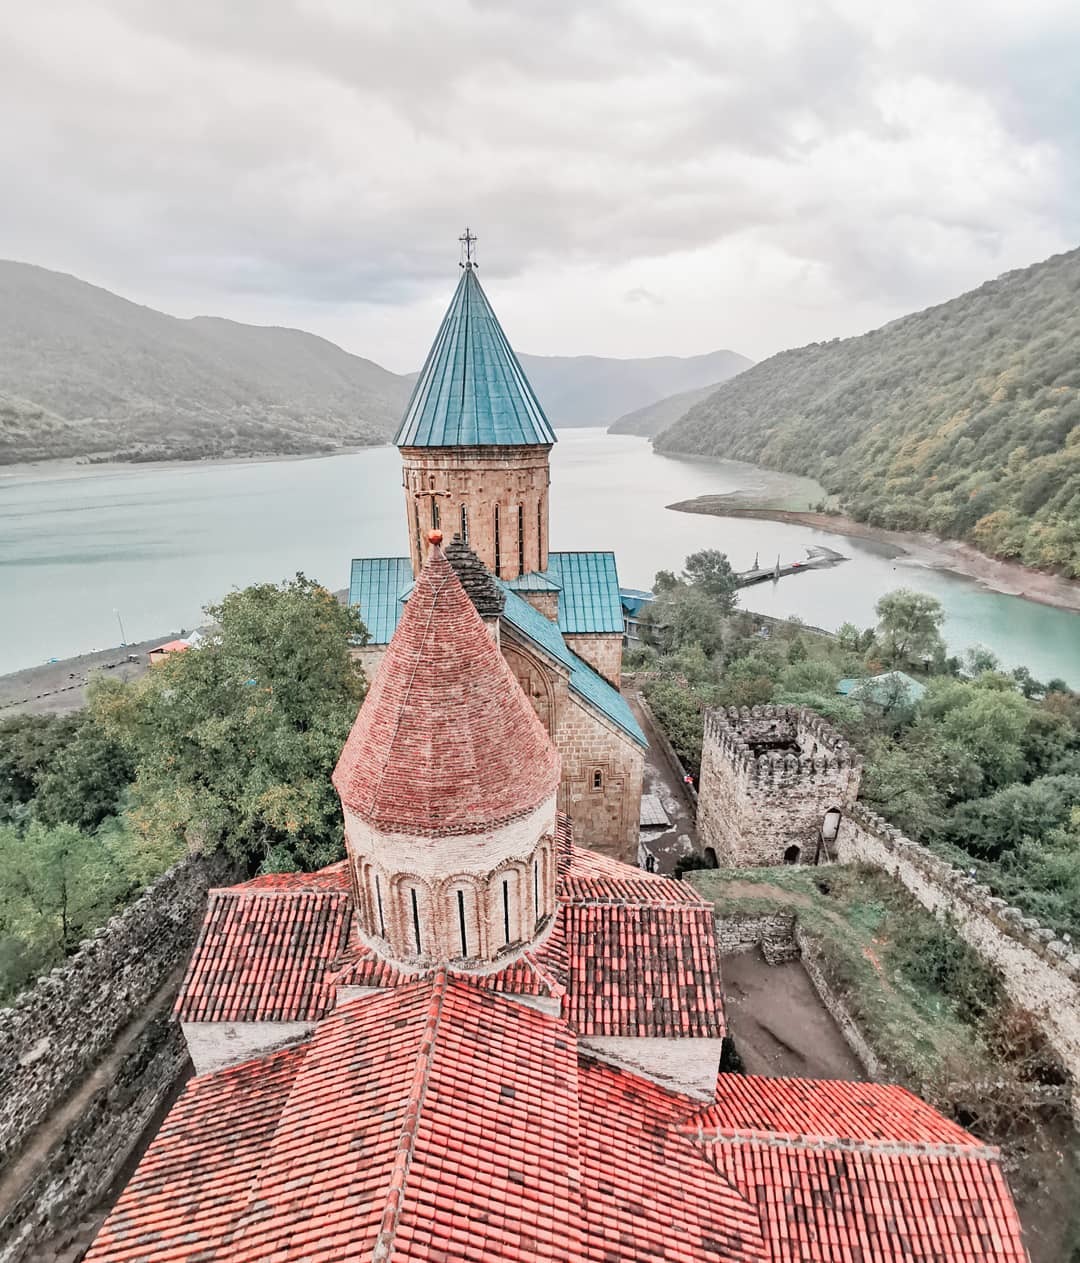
563,901,724,1038
685,1076,1027,1262
577,1058,766,1262
175,890,352,1023
332,542,561,836
175,823,720,1037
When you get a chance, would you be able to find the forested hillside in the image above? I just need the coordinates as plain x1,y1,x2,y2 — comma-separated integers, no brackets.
0,261,414,463
655,248,1080,577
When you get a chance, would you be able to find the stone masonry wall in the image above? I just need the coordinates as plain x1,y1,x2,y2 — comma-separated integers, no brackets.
837,805,1080,1112
0,1015,189,1263
0,851,232,1166
400,445,552,580
697,705,861,866
712,910,800,963
563,633,623,689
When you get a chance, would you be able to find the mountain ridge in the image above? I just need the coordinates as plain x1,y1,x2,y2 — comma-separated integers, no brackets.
654,247,1080,578
0,260,749,462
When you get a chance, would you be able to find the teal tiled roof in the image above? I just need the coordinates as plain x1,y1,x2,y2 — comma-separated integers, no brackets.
546,552,623,634
346,554,646,747
505,571,561,593
395,267,557,449
348,557,413,645
498,585,646,748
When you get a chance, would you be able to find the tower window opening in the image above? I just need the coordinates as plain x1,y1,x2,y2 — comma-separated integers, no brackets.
457,889,468,958
431,498,440,530
494,505,502,577
414,501,423,563
375,874,386,938
502,878,511,946
517,504,525,575
460,503,469,544
410,887,422,954
537,498,543,566
593,769,603,790
533,859,540,925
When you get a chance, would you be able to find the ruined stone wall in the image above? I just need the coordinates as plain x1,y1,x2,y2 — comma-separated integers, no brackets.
400,445,551,579
697,706,861,866
711,910,800,963
837,805,1080,1110
564,632,623,688
0,851,232,1167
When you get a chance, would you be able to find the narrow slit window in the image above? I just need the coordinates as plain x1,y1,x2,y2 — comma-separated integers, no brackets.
410,888,422,954
593,769,603,790
460,503,469,544
431,498,440,529
457,890,468,957
414,501,423,562
502,878,511,945
517,504,525,574
375,874,386,938
533,859,540,924
494,505,501,577
537,499,543,565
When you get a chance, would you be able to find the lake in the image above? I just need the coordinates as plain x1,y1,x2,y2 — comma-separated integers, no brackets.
2,429,1078,684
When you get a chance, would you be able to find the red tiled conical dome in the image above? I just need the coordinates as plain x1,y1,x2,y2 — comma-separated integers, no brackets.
333,541,561,836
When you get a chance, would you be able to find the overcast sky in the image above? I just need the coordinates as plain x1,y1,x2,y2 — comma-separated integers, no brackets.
2,0,1078,372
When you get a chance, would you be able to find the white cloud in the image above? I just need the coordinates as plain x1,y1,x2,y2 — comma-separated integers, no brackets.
0,0,1076,370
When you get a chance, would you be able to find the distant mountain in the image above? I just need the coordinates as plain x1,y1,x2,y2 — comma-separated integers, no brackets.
608,382,728,438
0,261,414,463
517,349,751,428
655,248,1080,578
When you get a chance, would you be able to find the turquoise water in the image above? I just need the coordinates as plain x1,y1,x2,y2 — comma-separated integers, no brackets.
2,429,1078,684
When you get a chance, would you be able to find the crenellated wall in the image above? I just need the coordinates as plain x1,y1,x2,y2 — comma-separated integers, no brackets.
697,705,862,865
837,804,1080,1114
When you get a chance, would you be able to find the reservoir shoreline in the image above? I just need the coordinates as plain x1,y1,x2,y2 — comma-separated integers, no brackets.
667,500,1080,617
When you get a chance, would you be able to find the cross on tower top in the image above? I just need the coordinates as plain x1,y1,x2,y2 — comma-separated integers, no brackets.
458,226,477,269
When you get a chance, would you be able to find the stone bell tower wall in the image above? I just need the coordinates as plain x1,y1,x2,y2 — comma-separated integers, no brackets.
697,705,862,866
401,445,551,579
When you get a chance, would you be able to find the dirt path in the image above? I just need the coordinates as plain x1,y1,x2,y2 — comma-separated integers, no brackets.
667,500,1080,614
722,949,866,1080
625,690,697,875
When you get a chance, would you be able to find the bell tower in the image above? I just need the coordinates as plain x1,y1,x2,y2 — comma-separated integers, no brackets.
332,532,562,967
396,230,556,580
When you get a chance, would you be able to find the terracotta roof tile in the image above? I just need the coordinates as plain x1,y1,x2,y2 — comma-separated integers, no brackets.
230,860,351,892
175,890,352,1023
560,843,705,905
332,543,561,836
563,901,725,1038
577,1058,767,1263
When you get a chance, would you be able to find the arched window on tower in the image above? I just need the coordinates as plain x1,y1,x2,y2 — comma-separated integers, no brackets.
517,504,525,575
537,498,543,567
430,498,440,530
592,768,604,790
409,887,422,954
456,889,468,958
373,872,386,939
533,857,541,927
493,505,502,577
414,501,423,564
460,503,469,544
501,876,511,946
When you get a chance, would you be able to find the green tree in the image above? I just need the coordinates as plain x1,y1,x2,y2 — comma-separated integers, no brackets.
34,722,134,831
96,575,368,871
682,549,739,614
0,713,82,822
874,589,946,668
644,584,726,657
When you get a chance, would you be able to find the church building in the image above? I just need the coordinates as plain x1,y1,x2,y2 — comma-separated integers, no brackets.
348,235,645,863
86,536,1027,1263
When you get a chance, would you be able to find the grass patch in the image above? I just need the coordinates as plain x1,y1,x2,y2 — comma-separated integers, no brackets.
688,863,996,1085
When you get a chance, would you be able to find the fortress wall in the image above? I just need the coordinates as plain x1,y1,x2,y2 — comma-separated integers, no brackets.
837,806,1080,1114
0,851,233,1166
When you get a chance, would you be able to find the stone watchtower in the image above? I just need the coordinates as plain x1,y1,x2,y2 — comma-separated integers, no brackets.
332,534,563,966
696,705,862,866
396,247,557,581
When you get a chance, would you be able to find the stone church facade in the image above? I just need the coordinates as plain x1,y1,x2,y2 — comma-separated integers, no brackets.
348,257,644,863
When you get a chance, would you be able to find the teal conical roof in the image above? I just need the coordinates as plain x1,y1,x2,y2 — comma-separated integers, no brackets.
395,267,557,448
